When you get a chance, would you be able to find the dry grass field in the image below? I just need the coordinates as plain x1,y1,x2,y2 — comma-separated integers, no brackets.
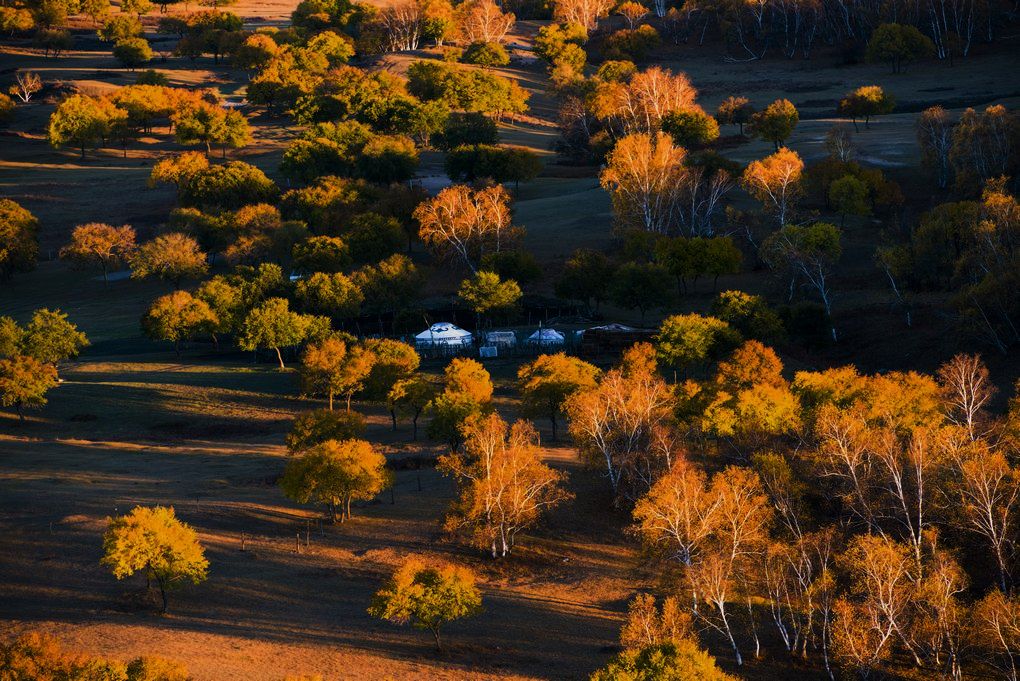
1,0,1020,678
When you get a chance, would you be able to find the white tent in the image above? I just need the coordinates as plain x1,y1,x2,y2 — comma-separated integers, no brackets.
527,328,565,348
415,322,473,348
586,323,637,333
485,331,517,348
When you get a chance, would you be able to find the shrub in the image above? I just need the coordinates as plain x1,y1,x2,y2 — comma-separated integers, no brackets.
113,37,153,70
462,41,510,66
661,108,720,148
602,25,660,61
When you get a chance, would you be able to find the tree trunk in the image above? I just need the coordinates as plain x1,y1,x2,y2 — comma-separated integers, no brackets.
156,575,169,613
274,346,285,369
390,409,398,431
432,626,442,651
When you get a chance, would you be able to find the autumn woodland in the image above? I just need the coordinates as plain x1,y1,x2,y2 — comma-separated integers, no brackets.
0,0,1018,677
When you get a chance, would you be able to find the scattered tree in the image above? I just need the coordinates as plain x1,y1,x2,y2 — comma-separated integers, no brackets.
101,505,209,613
60,222,136,283
368,555,482,650
439,413,572,557
280,438,391,522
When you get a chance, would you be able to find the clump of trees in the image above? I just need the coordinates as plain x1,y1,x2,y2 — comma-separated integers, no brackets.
0,632,189,681
48,85,251,159
0,308,88,421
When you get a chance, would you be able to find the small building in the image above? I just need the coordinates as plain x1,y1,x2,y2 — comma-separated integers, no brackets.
579,323,656,356
526,328,565,349
484,331,518,349
415,323,473,349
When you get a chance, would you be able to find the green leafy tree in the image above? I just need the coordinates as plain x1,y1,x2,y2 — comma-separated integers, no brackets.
81,0,110,24
306,29,354,63
113,37,153,70
286,408,366,452
295,271,364,320
458,270,522,328
172,102,251,157
828,174,871,225
480,249,541,287
280,438,391,522
838,85,895,131
444,145,542,189
750,98,799,151
0,199,38,281
866,22,935,73
609,262,671,324
142,290,218,357
655,313,741,375
435,111,498,150
368,556,482,650
353,254,425,330
0,316,22,357
462,40,509,66
130,233,209,288
591,641,737,681
292,235,352,274
48,94,123,158
356,135,419,184
178,161,278,210
194,276,244,343
0,355,58,421
101,506,208,613
518,353,600,440
761,222,842,341
711,290,785,344
388,375,436,439
362,338,420,404
99,14,141,42
344,212,404,264
20,308,89,365
661,108,720,148
34,28,74,56
238,297,314,369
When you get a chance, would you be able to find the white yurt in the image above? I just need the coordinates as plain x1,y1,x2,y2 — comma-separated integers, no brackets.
484,331,517,348
415,322,473,349
526,328,565,348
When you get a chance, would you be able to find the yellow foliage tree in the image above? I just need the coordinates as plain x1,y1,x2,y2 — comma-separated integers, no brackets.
101,505,209,613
